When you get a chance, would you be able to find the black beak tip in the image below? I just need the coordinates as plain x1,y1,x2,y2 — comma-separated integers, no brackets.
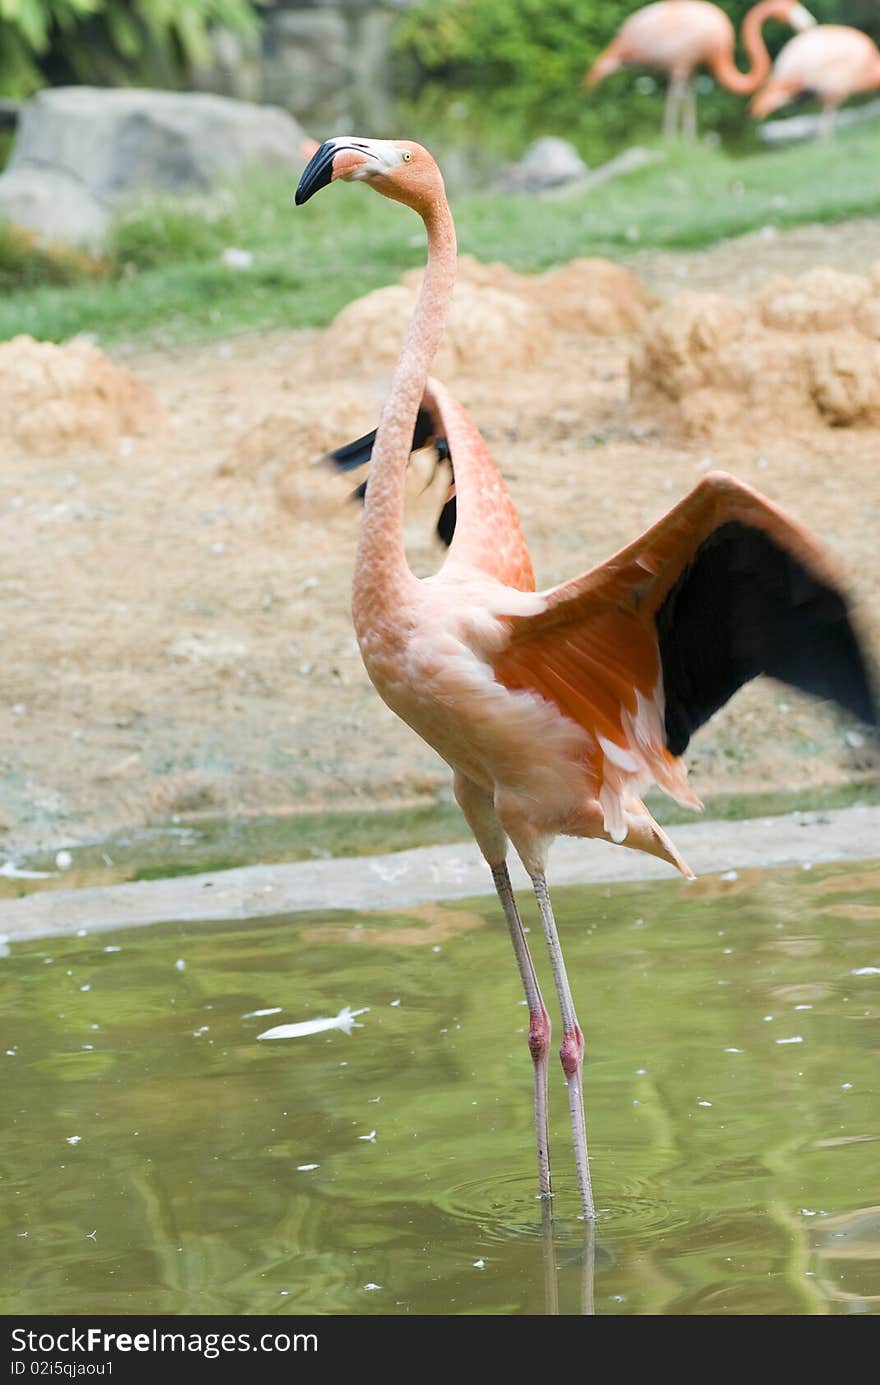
295,140,336,207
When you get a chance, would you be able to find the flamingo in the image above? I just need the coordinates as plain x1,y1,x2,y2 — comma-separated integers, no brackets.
295,136,877,1220
585,0,816,139
751,24,880,138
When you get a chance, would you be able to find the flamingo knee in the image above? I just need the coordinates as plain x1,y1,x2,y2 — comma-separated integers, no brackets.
528,1007,552,1065
560,1025,584,1080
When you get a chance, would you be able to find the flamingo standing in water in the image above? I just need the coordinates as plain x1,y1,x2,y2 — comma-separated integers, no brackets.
585,0,816,139
295,137,877,1219
752,24,880,137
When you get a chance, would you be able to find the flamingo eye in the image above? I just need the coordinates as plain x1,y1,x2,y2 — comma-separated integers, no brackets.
402,150,413,162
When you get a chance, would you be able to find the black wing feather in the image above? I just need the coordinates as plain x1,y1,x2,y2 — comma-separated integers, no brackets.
657,521,877,756
325,409,456,546
436,495,457,547
328,409,438,474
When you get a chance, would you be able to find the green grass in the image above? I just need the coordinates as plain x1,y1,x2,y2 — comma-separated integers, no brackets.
3,123,880,348
0,221,107,291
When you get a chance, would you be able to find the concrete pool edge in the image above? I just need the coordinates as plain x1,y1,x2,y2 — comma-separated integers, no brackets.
0,802,877,941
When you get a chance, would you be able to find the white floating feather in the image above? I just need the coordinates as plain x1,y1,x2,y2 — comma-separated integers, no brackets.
257,1006,368,1041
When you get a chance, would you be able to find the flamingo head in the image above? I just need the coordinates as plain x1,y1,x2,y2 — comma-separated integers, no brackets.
295,137,441,213
582,52,622,91
786,2,816,31
750,76,802,118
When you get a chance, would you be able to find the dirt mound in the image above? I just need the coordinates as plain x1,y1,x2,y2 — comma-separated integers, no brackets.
0,335,159,455
323,278,551,378
408,254,525,297
416,254,651,333
221,382,380,516
322,253,649,380
526,258,653,334
631,264,880,435
755,267,871,333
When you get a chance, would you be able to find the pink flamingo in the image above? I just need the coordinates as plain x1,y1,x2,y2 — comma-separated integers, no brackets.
585,0,816,138
295,137,877,1219
751,24,880,137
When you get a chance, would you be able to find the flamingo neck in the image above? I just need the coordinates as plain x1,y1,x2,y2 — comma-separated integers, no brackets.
710,0,781,94
352,191,457,628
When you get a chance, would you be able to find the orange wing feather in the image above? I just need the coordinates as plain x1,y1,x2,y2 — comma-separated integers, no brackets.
493,471,855,821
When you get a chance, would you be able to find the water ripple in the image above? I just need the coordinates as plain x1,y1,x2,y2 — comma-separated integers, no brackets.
437,1170,698,1246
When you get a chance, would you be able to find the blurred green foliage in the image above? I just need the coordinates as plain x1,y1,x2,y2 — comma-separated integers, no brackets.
0,0,262,98
394,0,868,158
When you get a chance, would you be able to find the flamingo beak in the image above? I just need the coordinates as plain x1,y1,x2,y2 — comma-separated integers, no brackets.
295,140,370,205
790,3,816,31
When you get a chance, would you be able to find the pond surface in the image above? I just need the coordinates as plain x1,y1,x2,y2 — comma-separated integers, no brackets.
1,860,879,1316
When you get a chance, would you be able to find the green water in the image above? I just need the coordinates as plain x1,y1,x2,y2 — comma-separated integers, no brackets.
1,861,878,1315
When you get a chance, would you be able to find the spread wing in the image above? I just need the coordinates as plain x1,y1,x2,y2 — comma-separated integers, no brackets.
494,472,876,822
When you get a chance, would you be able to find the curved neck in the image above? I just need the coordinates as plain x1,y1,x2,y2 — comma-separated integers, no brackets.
353,192,457,623
709,0,782,94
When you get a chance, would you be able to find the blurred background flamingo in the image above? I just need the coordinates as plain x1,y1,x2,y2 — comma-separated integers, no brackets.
752,22,880,135
585,0,816,138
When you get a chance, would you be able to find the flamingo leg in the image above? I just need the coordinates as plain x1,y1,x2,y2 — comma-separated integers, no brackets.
491,863,553,1202
531,871,596,1220
540,1204,560,1315
580,1222,596,1315
663,77,685,138
682,79,697,141
818,102,836,140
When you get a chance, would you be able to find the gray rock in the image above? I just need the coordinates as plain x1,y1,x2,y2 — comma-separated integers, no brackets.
342,8,398,131
262,11,351,127
192,27,264,105
757,95,880,144
0,167,109,251
0,87,305,248
498,142,667,201
544,146,666,200
500,137,589,193
194,3,412,129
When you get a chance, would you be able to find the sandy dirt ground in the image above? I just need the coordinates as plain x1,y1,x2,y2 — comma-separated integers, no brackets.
1,219,879,855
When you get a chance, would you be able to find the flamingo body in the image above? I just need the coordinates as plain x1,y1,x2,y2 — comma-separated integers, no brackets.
590,1,736,83
335,392,873,871
752,24,880,126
